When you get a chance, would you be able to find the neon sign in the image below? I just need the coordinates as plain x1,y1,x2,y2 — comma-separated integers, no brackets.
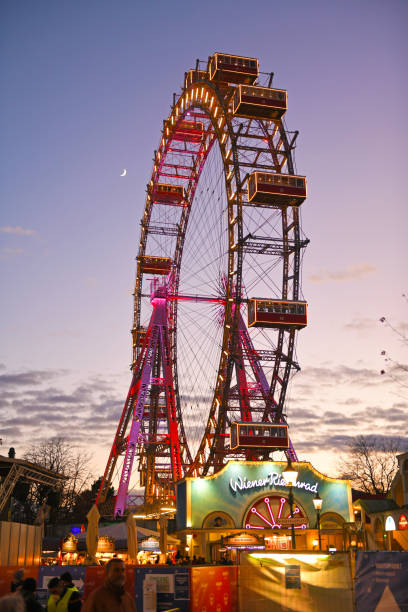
229,471,318,495
398,514,408,530
245,496,308,530
226,545,265,550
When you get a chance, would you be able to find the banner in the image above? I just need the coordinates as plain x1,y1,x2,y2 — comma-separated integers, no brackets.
37,565,86,606
355,552,408,611
0,566,39,598
83,564,135,600
239,552,353,612
191,566,237,612
134,566,190,612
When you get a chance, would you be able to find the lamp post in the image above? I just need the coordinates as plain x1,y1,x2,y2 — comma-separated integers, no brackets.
282,458,298,550
313,492,323,550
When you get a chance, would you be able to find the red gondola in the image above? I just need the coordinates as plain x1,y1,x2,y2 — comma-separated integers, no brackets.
247,299,307,330
248,172,306,207
151,183,185,205
173,120,204,143
230,422,289,450
139,256,172,275
233,85,287,120
209,53,258,85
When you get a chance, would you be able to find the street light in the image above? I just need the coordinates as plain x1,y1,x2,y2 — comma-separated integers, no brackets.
282,458,298,549
312,492,323,550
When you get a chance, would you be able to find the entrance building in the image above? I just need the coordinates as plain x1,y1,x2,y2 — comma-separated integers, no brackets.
176,461,353,561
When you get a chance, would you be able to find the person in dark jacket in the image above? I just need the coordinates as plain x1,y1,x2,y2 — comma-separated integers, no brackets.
20,578,43,612
82,559,136,612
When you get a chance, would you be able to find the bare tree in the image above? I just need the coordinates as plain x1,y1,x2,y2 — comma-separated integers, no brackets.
23,438,94,521
339,435,403,495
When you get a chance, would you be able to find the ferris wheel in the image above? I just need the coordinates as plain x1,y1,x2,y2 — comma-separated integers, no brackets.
97,53,309,517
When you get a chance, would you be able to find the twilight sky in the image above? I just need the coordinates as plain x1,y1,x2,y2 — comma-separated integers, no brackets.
1,0,407,483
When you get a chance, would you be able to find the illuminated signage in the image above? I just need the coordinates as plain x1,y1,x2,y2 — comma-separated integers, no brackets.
398,514,408,530
140,537,160,551
226,545,265,550
97,536,115,553
229,471,318,495
225,533,263,547
62,535,78,552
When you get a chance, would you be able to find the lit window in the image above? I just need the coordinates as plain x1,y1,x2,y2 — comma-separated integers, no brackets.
385,516,396,531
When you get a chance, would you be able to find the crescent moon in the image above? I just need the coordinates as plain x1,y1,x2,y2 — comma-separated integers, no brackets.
120,169,127,177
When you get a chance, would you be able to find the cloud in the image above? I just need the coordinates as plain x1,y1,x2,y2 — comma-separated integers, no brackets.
294,432,408,457
1,247,24,256
0,370,60,387
338,397,362,406
1,361,406,480
295,363,387,388
344,317,377,331
308,263,376,283
289,395,408,457
180,394,213,403
0,426,22,438
0,225,36,236
0,367,126,455
289,409,319,421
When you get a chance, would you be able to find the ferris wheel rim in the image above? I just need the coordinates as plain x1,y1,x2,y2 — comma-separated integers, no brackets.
134,71,304,480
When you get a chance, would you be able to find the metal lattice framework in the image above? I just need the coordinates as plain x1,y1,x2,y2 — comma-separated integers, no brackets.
0,455,67,515
97,54,308,516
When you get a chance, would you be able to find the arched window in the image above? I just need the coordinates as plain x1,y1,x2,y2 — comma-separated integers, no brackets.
385,516,396,531
202,511,235,529
320,512,345,529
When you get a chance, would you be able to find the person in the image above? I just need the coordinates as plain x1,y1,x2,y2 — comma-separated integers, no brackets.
19,578,43,612
59,574,81,612
46,579,62,612
0,594,25,612
10,571,24,593
82,559,136,612
46,577,81,612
